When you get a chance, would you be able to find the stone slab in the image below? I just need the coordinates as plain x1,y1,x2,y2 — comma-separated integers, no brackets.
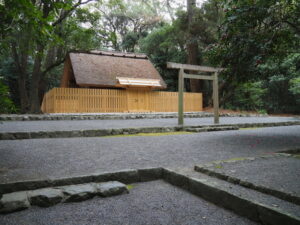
95,181,128,197
0,191,29,213
28,188,64,207
60,184,97,202
0,181,128,214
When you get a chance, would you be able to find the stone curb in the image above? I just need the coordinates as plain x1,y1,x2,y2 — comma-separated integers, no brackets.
194,154,300,206
279,148,300,155
0,112,268,121
162,168,300,225
1,121,300,140
0,166,299,225
0,181,128,214
0,168,163,195
184,125,239,132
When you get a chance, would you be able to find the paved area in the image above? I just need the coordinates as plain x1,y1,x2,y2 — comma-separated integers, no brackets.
199,155,300,198
0,116,299,132
0,126,299,183
0,180,259,225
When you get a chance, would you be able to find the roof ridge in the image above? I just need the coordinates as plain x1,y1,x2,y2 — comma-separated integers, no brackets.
69,50,148,59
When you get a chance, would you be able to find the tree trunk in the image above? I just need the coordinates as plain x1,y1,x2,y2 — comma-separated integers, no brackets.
29,44,44,113
11,43,30,113
38,45,57,106
187,0,202,93
17,75,30,113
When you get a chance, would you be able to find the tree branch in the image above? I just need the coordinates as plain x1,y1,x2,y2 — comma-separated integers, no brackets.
52,0,95,27
283,20,300,35
42,57,65,76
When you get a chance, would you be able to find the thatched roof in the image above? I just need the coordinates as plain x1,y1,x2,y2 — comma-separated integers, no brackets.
65,50,166,89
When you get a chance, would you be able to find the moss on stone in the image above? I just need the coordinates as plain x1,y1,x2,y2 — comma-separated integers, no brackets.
126,184,134,190
103,131,194,138
214,164,223,169
224,157,249,162
293,154,300,159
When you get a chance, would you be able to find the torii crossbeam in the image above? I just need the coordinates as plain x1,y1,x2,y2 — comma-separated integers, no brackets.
167,62,223,125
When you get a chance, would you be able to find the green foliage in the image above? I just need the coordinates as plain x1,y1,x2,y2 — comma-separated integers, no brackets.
139,24,186,90
222,54,300,114
92,0,162,51
225,81,266,111
122,32,141,52
0,79,17,113
63,8,102,51
259,54,300,113
207,0,300,79
290,77,300,95
206,0,300,113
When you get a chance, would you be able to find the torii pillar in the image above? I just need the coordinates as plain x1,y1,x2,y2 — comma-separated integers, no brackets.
167,62,223,125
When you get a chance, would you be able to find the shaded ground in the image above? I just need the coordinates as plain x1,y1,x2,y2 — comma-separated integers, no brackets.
0,116,299,132
0,180,259,225
0,126,299,183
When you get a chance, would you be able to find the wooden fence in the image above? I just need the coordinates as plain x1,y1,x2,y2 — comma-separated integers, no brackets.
41,88,202,113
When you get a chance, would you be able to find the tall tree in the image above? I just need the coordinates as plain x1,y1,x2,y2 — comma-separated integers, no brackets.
92,0,162,51
207,0,300,109
187,0,201,92
1,0,94,113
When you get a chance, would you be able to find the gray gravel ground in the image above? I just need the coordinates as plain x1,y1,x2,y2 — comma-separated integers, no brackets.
0,126,299,183
0,116,299,132
207,155,300,197
0,180,259,225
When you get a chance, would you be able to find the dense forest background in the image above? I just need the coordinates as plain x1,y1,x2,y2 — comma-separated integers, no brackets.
0,0,299,114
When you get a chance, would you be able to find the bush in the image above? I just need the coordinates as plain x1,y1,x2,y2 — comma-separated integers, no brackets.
225,81,266,112
0,79,17,113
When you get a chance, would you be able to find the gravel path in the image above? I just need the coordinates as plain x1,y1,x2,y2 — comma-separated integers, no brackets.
0,180,259,225
0,126,299,183
0,116,299,132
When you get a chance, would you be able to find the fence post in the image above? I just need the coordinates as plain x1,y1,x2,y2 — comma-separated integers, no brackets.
213,72,219,124
178,68,184,125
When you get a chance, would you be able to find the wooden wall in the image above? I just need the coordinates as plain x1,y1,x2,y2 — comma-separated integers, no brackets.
41,88,203,113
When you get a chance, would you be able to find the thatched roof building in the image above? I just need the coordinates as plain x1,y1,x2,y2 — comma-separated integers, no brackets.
60,50,167,89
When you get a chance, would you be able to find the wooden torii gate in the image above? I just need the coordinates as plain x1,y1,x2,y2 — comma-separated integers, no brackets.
167,62,223,126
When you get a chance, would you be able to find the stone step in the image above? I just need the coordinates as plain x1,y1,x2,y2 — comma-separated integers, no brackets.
163,168,300,225
0,181,128,214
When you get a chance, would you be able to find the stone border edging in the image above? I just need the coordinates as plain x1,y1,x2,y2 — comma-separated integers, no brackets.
1,121,300,140
162,168,300,225
0,167,299,225
0,168,163,195
194,154,300,206
0,112,268,121
0,181,128,214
